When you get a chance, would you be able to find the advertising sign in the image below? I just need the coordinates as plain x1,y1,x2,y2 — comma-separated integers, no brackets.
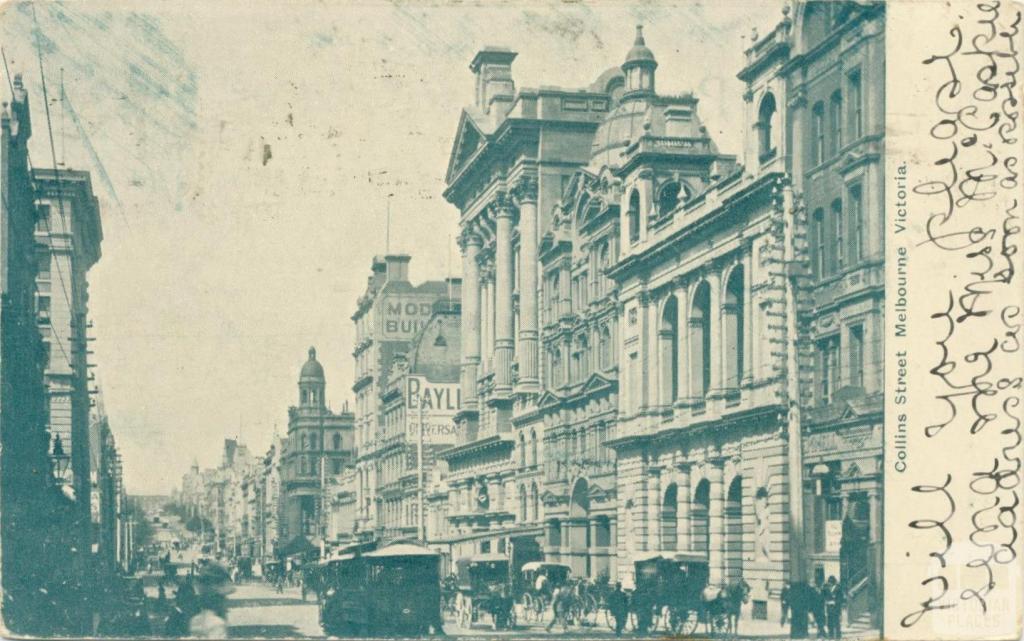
825,519,843,554
377,294,435,340
406,375,460,445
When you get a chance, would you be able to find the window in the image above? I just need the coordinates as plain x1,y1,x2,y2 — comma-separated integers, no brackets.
690,283,712,399
658,182,681,216
659,295,679,404
818,335,840,405
812,102,825,165
36,248,50,279
530,429,538,468
41,342,50,369
813,208,826,277
758,93,777,161
333,432,342,450
37,295,51,318
550,347,563,388
36,204,51,232
830,91,843,154
849,70,863,140
309,433,318,451
849,324,865,388
848,184,864,263
572,334,588,382
627,190,640,243
519,432,526,468
724,268,744,388
832,199,844,272
332,459,342,474
599,324,612,370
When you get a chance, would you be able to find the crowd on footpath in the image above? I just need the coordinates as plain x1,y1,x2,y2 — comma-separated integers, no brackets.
781,576,846,640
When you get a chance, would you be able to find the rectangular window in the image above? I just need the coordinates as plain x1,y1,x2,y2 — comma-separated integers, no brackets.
36,204,51,232
37,295,50,319
849,184,864,263
849,324,865,388
37,249,51,278
830,93,843,154
818,336,840,405
849,70,863,139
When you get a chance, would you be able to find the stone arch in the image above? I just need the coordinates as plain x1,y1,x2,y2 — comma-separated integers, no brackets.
724,475,744,583
689,281,712,398
757,91,778,160
692,478,710,558
659,294,680,405
661,482,679,551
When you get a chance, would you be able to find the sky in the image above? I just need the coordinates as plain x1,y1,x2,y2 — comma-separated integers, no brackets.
0,0,785,495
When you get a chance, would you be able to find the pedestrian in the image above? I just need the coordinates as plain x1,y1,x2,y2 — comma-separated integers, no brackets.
811,577,827,638
780,581,791,626
189,563,235,639
633,585,652,635
545,585,570,633
823,576,843,639
607,582,629,637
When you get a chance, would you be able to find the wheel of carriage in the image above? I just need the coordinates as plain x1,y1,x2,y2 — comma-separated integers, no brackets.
508,602,517,630
604,605,616,631
711,611,731,636
667,607,700,636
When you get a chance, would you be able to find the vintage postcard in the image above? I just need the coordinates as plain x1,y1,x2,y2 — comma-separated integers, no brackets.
0,0,1020,639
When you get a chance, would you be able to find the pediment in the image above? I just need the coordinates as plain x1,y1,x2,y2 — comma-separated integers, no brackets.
580,371,615,395
445,110,489,184
536,389,562,410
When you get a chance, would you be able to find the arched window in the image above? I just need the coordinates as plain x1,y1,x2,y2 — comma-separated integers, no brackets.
725,477,744,582
659,295,680,404
657,182,681,216
572,334,589,382
832,198,845,272
830,90,843,154
530,429,538,468
333,432,341,450
599,324,612,370
812,102,826,165
309,433,318,451
300,434,307,450
662,483,679,550
519,432,526,468
724,267,745,388
519,484,527,522
530,482,540,522
812,208,826,277
758,93,778,161
627,190,641,243
690,282,712,399
551,347,563,388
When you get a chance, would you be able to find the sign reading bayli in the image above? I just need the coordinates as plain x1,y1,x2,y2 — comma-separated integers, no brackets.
406,376,461,445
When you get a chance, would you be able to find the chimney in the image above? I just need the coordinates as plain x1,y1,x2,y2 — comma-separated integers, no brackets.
470,47,517,115
383,254,411,283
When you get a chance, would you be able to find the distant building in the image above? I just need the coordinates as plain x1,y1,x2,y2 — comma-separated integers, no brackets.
279,347,354,552
378,295,461,543
350,254,454,535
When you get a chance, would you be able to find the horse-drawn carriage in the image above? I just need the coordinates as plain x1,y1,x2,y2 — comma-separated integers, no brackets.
622,551,750,636
453,554,515,630
518,561,571,622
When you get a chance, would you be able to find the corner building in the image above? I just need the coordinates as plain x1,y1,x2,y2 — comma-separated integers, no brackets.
443,2,883,628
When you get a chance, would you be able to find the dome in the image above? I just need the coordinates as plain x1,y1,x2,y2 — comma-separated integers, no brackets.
589,99,653,171
623,26,656,67
300,346,324,380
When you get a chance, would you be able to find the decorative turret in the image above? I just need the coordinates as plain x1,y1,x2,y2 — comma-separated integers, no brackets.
299,346,325,408
621,25,657,100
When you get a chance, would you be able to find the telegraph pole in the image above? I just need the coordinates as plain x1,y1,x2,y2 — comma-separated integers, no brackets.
319,402,327,560
417,397,425,542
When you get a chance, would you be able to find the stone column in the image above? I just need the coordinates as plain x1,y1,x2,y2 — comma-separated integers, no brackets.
708,462,725,585
515,175,539,389
709,272,724,396
647,465,662,551
493,195,515,395
676,463,691,551
460,231,482,410
742,249,754,384
676,280,689,403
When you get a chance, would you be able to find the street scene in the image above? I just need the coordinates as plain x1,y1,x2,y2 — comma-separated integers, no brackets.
0,1,887,639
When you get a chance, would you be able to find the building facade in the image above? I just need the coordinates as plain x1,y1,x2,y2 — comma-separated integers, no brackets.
439,2,884,627
350,254,451,535
279,347,355,550
377,296,462,542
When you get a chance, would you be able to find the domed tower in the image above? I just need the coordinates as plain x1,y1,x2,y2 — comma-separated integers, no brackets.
299,346,325,408
622,25,657,100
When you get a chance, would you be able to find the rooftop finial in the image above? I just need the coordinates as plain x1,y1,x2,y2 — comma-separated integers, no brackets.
308,346,316,360
635,25,645,46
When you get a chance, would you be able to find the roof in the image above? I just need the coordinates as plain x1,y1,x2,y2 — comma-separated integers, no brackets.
300,346,324,381
364,543,439,558
633,550,708,564
623,25,657,67
466,553,509,564
521,561,572,572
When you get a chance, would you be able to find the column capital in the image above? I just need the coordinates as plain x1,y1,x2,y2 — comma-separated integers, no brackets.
458,228,482,251
512,174,538,205
491,191,516,219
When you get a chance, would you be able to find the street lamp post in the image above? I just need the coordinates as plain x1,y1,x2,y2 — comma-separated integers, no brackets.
417,397,425,542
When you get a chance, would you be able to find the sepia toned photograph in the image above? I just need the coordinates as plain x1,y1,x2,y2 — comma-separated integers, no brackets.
2,0,1016,639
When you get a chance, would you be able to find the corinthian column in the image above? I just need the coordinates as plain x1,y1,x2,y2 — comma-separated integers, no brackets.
493,193,515,394
459,230,482,411
514,175,539,389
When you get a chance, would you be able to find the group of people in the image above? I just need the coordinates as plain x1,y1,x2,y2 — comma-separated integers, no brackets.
781,576,846,639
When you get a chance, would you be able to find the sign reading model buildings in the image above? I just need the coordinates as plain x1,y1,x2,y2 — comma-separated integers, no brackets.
378,295,435,340
406,376,460,445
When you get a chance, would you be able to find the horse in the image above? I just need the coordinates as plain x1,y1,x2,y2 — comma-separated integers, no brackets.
701,579,751,636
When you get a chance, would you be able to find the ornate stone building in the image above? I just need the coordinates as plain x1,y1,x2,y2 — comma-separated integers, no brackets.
279,347,355,550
